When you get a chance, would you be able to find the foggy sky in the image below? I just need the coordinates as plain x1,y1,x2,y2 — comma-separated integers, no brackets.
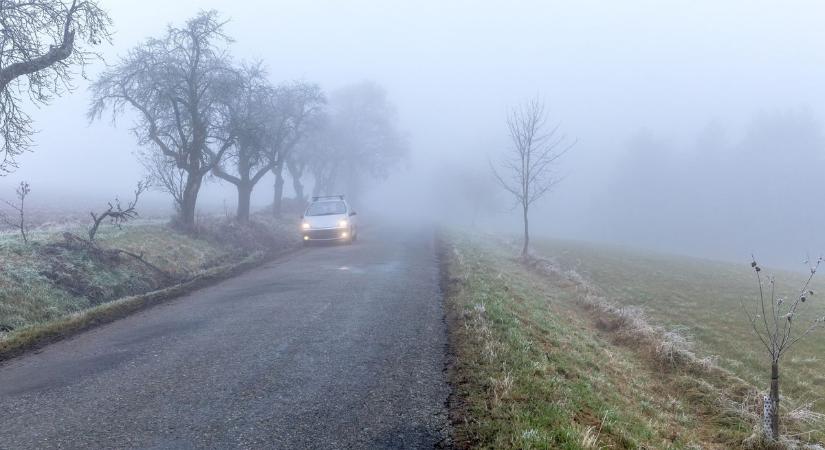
4,0,825,267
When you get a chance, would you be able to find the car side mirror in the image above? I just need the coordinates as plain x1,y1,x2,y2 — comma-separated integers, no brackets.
349,211,357,216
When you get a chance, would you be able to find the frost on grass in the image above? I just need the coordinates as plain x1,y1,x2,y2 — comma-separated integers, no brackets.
521,252,718,373
521,249,825,448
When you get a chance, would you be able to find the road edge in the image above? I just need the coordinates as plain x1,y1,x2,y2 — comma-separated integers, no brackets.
435,230,463,449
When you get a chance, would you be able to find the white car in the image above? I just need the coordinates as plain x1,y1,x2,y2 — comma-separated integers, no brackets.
301,196,358,244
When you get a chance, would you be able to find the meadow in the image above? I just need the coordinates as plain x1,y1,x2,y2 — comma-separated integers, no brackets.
534,239,825,416
442,232,824,448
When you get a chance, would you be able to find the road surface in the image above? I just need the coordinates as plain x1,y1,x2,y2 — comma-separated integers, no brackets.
0,226,450,449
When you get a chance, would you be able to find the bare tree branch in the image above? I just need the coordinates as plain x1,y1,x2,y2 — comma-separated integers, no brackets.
88,180,149,241
0,0,111,173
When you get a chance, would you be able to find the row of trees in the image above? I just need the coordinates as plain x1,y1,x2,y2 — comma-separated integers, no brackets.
88,11,405,228
0,4,405,227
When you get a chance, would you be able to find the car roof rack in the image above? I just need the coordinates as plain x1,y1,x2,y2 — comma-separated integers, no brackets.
311,195,345,201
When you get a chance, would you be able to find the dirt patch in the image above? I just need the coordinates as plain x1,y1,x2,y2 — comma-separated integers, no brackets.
36,236,163,306
40,258,108,302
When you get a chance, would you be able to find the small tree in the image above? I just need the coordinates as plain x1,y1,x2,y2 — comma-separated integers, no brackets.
743,256,825,441
491,97,574,257
1,181,31,243
88,180,149,241
0,0,111,173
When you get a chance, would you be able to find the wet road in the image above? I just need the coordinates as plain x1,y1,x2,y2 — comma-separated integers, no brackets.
0,226,450,449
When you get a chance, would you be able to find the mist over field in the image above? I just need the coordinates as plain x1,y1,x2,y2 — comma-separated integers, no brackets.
3,0,825,266
8,2,825,447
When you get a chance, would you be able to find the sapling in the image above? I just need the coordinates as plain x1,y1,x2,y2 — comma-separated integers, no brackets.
742,256,825,441
1,181,31,243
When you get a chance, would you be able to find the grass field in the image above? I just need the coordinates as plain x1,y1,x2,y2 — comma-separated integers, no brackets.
442,232,824,448
0,217,296,337
533,239,825,418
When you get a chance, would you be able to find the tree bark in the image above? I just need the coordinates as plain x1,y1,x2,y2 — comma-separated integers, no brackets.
767,361,780,440
236,182,253,222
293,177,304,203
0,30,75,92
179,175,202,228
521,204,529,257
272,161,285,217
288,162,305,203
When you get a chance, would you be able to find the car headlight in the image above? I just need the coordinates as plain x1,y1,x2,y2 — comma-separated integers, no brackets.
302,222,310,230
338,219,348,228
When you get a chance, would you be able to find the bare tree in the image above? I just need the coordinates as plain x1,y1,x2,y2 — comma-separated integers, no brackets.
0,180,30,243
491,98,574,257
286,154,308,203
210,65,324,220
0,0,111,173
211,63,274,222
139,150,186,214
268,81,324,216
88,11,235,228
88,180,149,241
303,115,337,198
742,256,825,441
304,81,406,200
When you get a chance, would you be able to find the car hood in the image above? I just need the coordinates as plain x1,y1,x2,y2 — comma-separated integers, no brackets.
304,214,347,229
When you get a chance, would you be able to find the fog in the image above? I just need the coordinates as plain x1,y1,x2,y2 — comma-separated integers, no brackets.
4,0,825,267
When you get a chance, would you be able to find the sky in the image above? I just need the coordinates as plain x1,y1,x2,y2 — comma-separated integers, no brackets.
4,0,825,267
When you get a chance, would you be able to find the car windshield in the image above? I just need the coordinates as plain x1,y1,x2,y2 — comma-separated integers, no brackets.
305,201,347,216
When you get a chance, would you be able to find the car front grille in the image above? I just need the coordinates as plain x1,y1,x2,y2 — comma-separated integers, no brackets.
306,228,346,240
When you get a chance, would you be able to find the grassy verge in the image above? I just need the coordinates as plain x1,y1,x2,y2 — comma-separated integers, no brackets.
440,232,821,449
0,216,299,360
533,240,825,422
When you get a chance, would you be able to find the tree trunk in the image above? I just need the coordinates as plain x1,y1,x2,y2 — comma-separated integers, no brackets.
521,204,529,257
272,162,285,217
236,183,253,223
292,175,304,203
179,175,201,229
764,361,780,440
287,161,305,203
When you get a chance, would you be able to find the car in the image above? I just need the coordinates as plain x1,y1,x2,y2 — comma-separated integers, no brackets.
300,195,358,244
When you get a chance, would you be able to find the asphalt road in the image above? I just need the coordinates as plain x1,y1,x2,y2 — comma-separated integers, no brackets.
0,226,451,449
